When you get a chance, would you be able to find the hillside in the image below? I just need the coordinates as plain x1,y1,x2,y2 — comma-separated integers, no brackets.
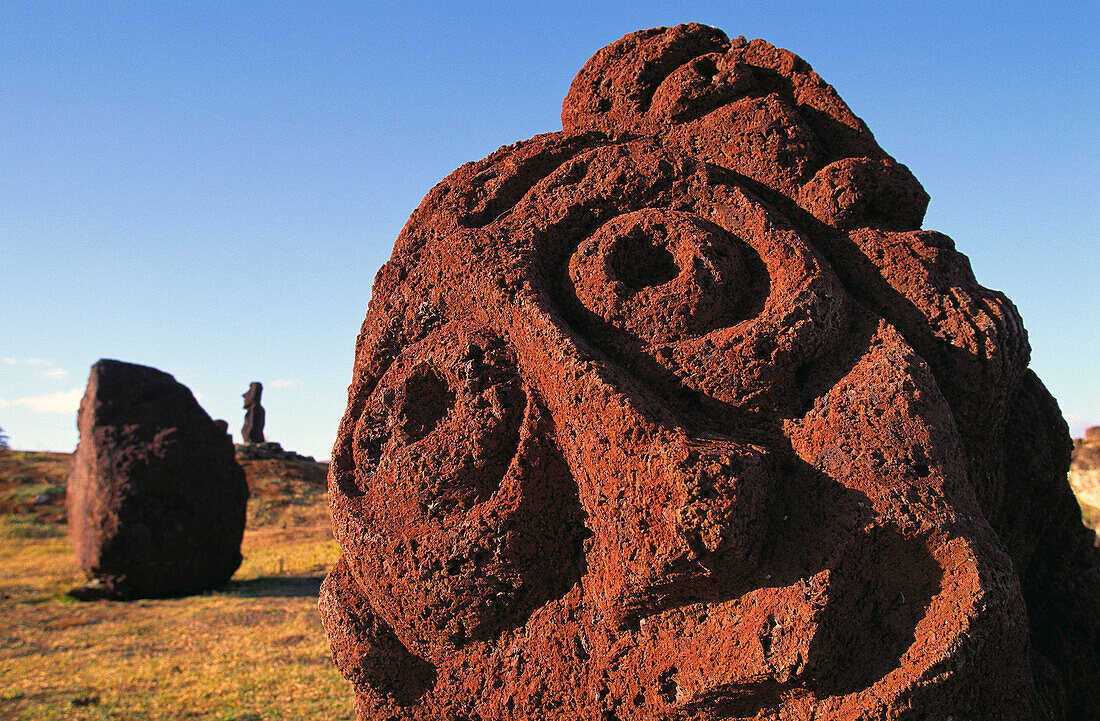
0,449,331,535
0,451,71,532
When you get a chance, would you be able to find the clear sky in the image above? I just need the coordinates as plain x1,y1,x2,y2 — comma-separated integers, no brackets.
2,1,1097,459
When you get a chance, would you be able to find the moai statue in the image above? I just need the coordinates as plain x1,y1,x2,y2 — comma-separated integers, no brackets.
241,381,265,444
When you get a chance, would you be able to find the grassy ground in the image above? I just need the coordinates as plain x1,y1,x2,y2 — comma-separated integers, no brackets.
0,450,352,721
4,443,1095,720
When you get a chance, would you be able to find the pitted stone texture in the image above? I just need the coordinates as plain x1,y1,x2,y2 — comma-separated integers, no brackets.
67,359,248,599
322,25,1099,721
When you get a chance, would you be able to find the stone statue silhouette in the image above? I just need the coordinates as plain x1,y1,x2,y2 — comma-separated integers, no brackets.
241,381,265,443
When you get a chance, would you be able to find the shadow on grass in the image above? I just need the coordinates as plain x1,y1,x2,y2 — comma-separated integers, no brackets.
224,575,323,598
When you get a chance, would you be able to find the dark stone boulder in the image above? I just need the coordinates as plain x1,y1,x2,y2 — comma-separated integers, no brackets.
67,359,249,599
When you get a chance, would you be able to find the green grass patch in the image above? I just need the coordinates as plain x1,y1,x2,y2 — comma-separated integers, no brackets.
9,483,64,501
0,516,66,539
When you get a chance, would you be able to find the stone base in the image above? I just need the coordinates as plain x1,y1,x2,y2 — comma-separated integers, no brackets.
234,441,318,464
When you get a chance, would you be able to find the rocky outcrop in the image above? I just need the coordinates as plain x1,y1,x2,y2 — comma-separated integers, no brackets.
321,25,1100,720
235,441,317,464
67,359,249,599
1071,427,1100,535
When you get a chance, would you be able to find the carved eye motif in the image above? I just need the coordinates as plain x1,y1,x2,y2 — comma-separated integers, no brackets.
566,208,768,346
396,364,454,443
557,197,849,419
607,226,679,290
348,337,525,513
337,331,588,654
351,362,457,478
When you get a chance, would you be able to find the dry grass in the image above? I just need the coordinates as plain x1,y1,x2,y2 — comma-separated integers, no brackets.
0,450,353,721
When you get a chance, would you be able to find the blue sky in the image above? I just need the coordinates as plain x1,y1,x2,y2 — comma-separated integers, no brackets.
2,1,1097,459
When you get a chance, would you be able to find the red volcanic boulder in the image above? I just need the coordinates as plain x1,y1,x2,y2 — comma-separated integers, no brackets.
67,359,248,599
321,25,1100,721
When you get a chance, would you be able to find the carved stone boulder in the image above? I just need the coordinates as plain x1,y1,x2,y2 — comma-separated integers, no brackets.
321,25,1099,720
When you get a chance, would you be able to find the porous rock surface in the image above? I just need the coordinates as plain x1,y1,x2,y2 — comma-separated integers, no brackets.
321,25,1100,720
67,359,248,599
